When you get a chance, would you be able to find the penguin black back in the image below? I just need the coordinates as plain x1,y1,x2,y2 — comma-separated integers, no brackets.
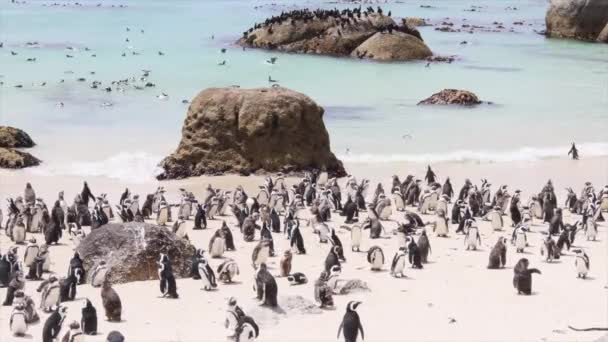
337,301,364,342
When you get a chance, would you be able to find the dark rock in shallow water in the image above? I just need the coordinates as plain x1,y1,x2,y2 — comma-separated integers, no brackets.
237,9,432,61
77,223,195,284
546,0,608,42
157,86,346,180
0,147,41,169
0,126,36,148
418,89,482,106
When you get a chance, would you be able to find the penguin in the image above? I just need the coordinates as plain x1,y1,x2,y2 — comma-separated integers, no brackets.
81,298,97,335
325,245,342,273
156,200,169,226
192,204,206,230
513,225,527,253
260,222,275,256
337,301,364,342
62,320,84,342
172,220,188,239
68,251,86,285
3,270,25,306
235,315,260,342
434,209,449,237
488,237,507,269
314,271,334,308
14,291,39,324
251,240,271,269
217,259,239,284
157,254,178,298
513,258,541,295
279,250,292,277
548,208,564,235
390,247,407,278
417,229,431,263
101,280,122,322
366,245,384,271
269,208,281,233
350,223,363,252
198,257,217,290
10,302,28,337
408,239,423,269
464,220,481,250
60,274,78,302
42,305,67,342
106,331,125,342
574,249,590,279
287,272,308,286
24,182,36,204
37,276,61,312
290,218,306,254
225,297,245,339
342,197,358,224
540,235,557,262
190,249,204,279
91,261,109,287
221,221,236,251
254,263,278,307
209,229,226,258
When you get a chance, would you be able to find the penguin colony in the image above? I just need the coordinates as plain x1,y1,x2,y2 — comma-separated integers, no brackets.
0,173,606,341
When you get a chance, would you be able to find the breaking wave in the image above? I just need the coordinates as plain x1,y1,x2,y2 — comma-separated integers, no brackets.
28,152,164,183
338,142,608,164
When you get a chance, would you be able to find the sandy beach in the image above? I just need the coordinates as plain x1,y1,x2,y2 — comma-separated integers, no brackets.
1,158,606,342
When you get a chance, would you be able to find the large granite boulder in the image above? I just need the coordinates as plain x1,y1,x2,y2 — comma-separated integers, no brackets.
0,126,35,148
351,32,432,61
77,223,196,284
237,9,432,61
546,0,608,42
418,89,482,106
157,87,346,179
0,147,41,169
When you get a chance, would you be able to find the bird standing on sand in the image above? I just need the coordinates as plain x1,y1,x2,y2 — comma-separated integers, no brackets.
568,142,579,160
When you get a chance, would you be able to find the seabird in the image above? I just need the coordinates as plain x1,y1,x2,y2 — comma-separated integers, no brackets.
157,93,169,100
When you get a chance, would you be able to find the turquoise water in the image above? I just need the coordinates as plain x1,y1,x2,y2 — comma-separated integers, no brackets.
0,0,607,181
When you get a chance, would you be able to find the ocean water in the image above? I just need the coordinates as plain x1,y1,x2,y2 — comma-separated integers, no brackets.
0,0,607,181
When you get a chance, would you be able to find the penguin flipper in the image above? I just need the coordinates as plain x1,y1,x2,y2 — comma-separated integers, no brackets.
337,321,344,339
359,322,365,340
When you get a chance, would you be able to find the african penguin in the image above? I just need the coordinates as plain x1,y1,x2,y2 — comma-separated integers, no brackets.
366,245,384,271
513,258,541,295
337,301,364,342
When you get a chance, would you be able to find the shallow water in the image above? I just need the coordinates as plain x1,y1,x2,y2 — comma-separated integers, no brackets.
0,0,607,181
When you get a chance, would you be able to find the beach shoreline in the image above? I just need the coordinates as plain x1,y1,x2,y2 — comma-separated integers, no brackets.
1,157,606,342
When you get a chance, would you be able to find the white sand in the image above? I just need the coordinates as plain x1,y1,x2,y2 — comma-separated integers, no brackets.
0,158,607,342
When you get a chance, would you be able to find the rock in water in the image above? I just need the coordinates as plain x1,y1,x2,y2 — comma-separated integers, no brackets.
237,10,433,61
418,89,482,106
0,126,36,148
403,17,430,27
157,87,346,179
546,0,608,42
0,147,41,169
351,32,432,61
77,223,196,284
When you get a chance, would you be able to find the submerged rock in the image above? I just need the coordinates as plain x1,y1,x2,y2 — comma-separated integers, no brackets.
0,126,36,148
77,223,195,284
403,17,430,27
418,89,482,106
545,0,608,42
0,147,41,169
157,86,346,179
237,9,433,61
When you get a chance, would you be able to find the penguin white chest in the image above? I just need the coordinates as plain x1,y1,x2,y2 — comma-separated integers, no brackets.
575,257,588,275
211,239,225,257
255,246,269,265
515,233,526,250
351,227,362,247
10,313,27,335
393,255,406,274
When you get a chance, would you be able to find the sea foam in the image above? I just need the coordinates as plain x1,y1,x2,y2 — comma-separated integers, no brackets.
338,142,608,164
28,152,164,183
